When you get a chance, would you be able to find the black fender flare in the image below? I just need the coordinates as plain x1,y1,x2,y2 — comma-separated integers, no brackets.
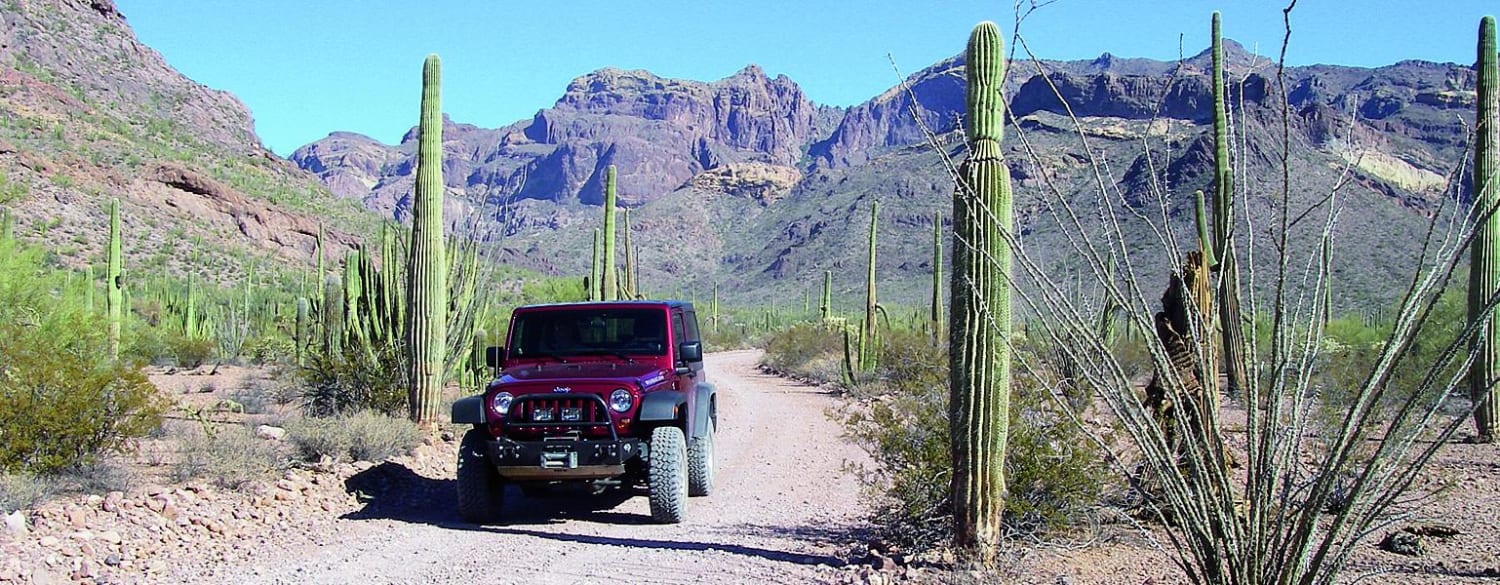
691,382,717,439
638,390,688,424
451,395,487,425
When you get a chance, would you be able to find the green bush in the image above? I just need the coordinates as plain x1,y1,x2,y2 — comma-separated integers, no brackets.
0,240,168,475
284,411,421,463
299,344,407,417
762,322,845,383
790,323,1107,549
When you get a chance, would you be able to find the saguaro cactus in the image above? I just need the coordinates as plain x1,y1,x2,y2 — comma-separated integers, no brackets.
949,21,1012,563
1470,15,1499,443
861,202,879,370
589,228,601,301
931,211,944,342
406,54,449,426
602,165,619,301
1211,11,1248,401
820,270,832,322
106,198,123,360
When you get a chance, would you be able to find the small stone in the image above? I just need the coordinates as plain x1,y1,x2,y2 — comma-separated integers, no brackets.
104,553,122,567
274,479,298,492
101,491,124,513
66,507,87,528
69,530,94,541
160,504,180,521
440,431,455,442
255,425,286,441
98,530,121,544
3,510,27,537
1380,530,1425,556
39,536,60,548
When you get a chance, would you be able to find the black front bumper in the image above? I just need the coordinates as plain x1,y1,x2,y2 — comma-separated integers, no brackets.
485,437,643,480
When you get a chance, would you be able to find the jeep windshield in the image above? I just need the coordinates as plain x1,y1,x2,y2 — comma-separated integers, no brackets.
508,308,668,360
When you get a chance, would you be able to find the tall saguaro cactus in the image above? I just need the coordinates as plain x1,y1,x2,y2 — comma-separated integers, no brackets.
1470,15,1499,443
589,228,601,301
106,198,123,360
861,201,879,370
949,21,1012,563
1211,11,1248,401
820,270,832,322
602,165,619,301
931,211,944,341
406,54,448,426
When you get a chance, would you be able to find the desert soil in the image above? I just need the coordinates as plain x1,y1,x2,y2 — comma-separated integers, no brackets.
193,349,874,584
5,350,1499,584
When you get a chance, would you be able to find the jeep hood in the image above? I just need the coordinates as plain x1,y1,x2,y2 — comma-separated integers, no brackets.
497,362,671,389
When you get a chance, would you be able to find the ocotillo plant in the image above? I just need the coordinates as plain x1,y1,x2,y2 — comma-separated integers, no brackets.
406,53,449,426
106,198,122,360
1211,11,1248,401
602,165,619,301
949,21,1011,563
930,211,943,343
861,201,879,370
1470,14,1498,443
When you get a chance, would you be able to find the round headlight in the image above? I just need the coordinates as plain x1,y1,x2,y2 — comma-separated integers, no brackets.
609,388,633,413
492,392,513,416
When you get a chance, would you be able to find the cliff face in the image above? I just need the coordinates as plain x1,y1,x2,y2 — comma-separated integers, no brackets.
292,65,838,216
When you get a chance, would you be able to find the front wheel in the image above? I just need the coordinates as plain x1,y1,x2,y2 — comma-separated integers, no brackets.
648,426,689,523
687,418,715,496
456,429,504,523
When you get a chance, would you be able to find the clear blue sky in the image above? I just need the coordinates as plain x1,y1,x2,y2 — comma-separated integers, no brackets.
113,1,1496,156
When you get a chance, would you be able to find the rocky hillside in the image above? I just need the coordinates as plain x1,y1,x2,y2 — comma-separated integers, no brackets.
0,0,372,280
291,65,844,220
296,35,1477,311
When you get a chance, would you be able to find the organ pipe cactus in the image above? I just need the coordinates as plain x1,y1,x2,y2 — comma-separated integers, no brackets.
1211,11,1248,400
1470,15,1499,443
406,54,448,426
295,297,310,366
602,165,619,301
949,21,1011,563
589,228,601,301
106,198,122,360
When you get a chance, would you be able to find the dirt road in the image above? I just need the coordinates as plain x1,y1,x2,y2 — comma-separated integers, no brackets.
201,350,871,585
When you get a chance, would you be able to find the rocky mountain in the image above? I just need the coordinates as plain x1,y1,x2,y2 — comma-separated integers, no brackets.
0,0,372,280
291,65,844,220
295,35,1477,310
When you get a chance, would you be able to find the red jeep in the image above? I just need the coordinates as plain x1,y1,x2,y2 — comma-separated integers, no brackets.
450,300,716,524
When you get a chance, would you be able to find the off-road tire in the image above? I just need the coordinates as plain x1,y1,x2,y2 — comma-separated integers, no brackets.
456,429,504,523
648,426,689,523
687,418,715,496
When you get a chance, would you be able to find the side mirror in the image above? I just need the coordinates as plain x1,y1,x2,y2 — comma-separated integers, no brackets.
485,346,506,368
677,341,703,363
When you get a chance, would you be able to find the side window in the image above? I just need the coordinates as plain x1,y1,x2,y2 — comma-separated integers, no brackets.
684,310,701,342
671,311,686,347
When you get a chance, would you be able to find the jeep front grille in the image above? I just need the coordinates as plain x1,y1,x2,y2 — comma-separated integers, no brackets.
504,394,615,439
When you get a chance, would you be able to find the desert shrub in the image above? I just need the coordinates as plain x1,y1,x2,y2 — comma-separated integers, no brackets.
0,240,168,475
241,334,295,365
824,326,1107,549
229,382,274,415
284,411,421,463
0,472,55,512
299,344,407,417
762,322,846,382
171,425,285,489
168,335,216,368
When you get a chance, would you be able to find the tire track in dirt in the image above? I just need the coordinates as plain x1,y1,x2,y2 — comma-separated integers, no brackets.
195,350,870,585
